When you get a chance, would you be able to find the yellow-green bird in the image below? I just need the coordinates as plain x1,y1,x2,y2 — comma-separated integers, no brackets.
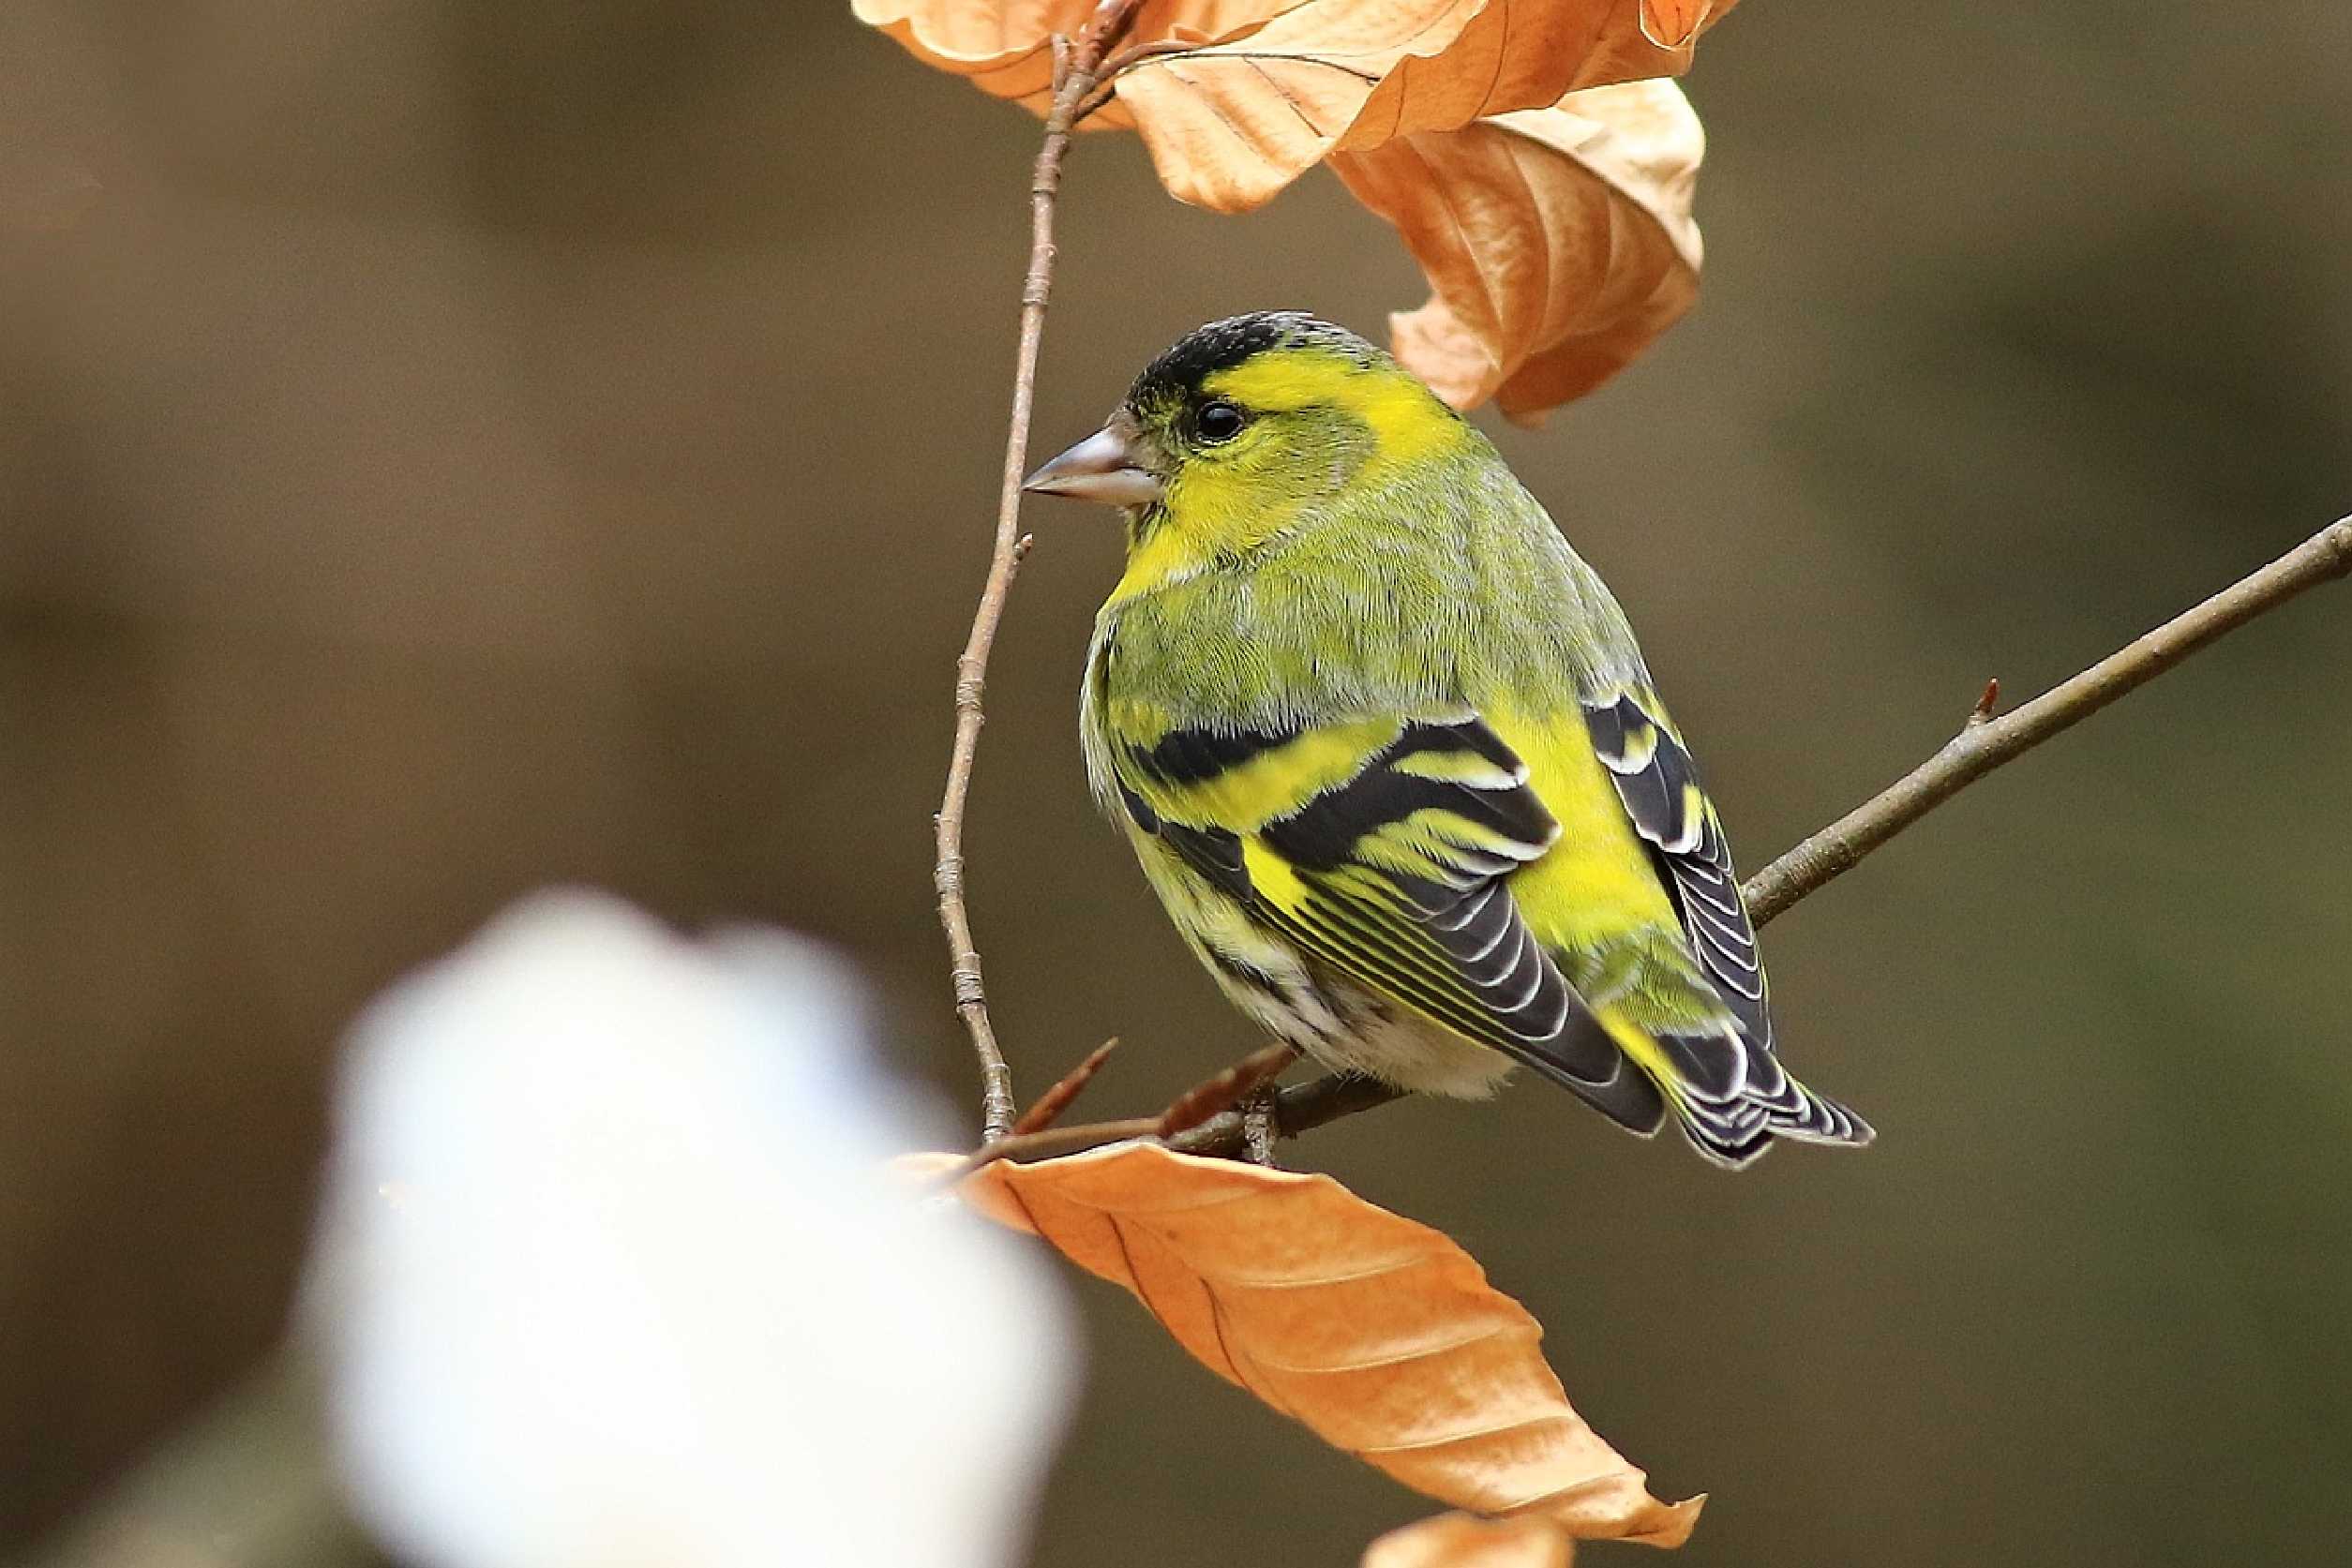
1025,311,1870,1167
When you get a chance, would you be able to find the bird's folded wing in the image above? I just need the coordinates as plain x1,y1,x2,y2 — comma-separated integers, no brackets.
1581,687,1772,1049
1114,712,1619,1083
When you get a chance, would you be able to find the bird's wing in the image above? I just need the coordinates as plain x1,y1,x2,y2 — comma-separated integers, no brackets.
1111,712,1654,1119
1578,687,1772,1047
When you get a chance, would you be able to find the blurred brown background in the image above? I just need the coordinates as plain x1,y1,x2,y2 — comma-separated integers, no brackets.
5,2,2348,1563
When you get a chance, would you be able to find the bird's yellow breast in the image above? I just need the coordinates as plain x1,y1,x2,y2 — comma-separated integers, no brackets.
1106,348,1473,607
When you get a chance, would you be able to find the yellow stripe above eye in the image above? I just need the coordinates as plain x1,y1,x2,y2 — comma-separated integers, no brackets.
1202,351,1461,469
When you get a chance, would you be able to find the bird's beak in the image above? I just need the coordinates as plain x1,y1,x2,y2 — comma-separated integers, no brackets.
1023,424,1164,509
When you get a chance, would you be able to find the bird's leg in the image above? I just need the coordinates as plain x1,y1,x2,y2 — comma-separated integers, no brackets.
1240,1084,1281,1167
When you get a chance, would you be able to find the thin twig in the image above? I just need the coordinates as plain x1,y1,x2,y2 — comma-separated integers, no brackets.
944,1040,1295,1183
1157,1043,1296,1140
1011,1038,1121,1136
1239,1089,1281,1165
1070,36,1204,123
951,1070,1410,1171
936,1116,1167,1184
934,0,1149,1142
956,515,2352,1164
1174,1071,1407,1157
1743,516,2352,924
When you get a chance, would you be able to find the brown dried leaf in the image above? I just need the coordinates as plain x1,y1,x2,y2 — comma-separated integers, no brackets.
850,0,1085,105
1331,79,1702,422
1364,1513,1578,1568
1112,0,1730,211
1639,0,1731,50
851,1,1302,114
960,1142,1701,1543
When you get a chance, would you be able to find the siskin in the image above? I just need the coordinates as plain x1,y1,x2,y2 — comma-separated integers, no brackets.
1026,312,1869,1168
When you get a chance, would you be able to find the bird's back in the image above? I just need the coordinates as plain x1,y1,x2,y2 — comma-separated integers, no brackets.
1088,429,1639,734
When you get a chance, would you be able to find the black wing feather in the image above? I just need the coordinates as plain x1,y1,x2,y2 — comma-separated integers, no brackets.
1131,713,1662,1131
1582,691,1775,1050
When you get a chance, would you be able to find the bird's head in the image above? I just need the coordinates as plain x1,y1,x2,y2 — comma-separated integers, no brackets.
1024,312,1467,583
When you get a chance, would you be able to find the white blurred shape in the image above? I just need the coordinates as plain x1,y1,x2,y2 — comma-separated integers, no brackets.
309,890,1075,1568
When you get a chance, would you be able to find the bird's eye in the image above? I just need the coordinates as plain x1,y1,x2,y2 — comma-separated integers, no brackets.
1194,399,1248,443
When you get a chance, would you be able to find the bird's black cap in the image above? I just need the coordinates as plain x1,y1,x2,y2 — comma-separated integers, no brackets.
1127,311,1380,409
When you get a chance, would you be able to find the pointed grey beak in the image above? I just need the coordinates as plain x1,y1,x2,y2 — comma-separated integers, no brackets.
1023,426,1164,508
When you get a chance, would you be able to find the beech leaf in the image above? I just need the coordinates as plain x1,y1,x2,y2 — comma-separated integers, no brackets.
1639,1,1730,50
851,1,1304,115
1111,0,1729,211
857,2,1728,412
1364,1513,1580,1568
1331,79,1703,422
850,0,1086,105
957,1142,1702,1544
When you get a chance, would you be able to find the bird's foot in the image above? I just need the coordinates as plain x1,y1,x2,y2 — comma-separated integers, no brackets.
1239,1083,1281,1168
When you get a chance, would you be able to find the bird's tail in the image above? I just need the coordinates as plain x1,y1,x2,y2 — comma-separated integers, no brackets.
1594,1005,1872,1169
1573,936,1873,1169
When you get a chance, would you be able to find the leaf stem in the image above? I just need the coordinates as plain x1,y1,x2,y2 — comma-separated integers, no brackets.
934,0,1149,1142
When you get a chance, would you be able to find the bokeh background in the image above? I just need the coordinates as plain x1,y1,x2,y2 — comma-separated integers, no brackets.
5,2,2348,1563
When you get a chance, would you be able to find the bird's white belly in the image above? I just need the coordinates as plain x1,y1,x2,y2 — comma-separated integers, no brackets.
1294,980,1518,1099
1136,831,1519,1100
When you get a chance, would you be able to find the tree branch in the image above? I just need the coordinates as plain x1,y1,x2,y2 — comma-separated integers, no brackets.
976,515,2352,1164
1742,515,2352,922
934,0,1148,1142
